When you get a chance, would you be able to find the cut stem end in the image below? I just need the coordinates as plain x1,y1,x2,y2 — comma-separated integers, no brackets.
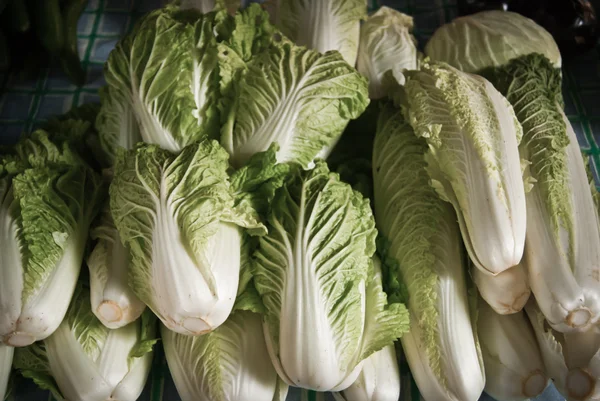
567,368,595,400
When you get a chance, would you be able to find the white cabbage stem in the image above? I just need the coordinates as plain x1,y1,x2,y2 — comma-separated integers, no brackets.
150,219,241,335
526,300,600,400
472,263,530,315
478,299,548,400
88,220,146,329
332,344,400,401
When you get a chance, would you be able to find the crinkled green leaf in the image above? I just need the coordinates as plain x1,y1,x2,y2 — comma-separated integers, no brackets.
11,130,84,170
403,60,526,275
216,4,278,141
64,285,111,361
376,235,409,305
484,54,571,246
129,309,159,362
372,103,447,380
372,102,483,389
230,143,292,222
11,158,103,303
359,258,409,360
103,6,214,153
96,85,142,166
583,153,600,218
222,40,369,169
254,160,403,388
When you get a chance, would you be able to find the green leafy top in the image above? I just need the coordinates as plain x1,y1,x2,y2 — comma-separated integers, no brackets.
402,60,526,274
221,39,369,169
101,4,277,156
216,4,277,142
96,85,142,166
64,285,111,362
484,54,572,250
103,6,209,153
230,143,292,220
128,310,160,364
254,160,407,379
110,140,264,304
372,102,464,384
425,10,561,73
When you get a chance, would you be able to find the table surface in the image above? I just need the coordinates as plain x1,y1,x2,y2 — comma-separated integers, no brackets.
1,0,595,400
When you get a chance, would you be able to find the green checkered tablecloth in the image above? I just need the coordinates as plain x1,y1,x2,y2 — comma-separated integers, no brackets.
0,0,594,400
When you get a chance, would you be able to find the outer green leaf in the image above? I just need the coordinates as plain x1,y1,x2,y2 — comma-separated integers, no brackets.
162,310,287,401
583,153,600,220
270,0,366,65
216,5,277,146
111,141,261,335
486,54,570,247
222,40,369,169
425,10,561,73
403,61,526,275
372,102,484,401
128,309,159,362
63,285,111,361
14,165,99,304
230,143,291,222
40,105,104,172
96,85,142,166
254,161,405,391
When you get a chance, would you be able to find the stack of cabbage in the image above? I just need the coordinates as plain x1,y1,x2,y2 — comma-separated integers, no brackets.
0,1,413,401
2,1,600,401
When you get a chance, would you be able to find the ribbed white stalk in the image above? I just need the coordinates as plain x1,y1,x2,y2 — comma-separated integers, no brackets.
151,220,241,335
524,109,600,332
332,345,400,401
526,300,600,400
478,299,548,400
0,343,13,401
473,263,530,314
